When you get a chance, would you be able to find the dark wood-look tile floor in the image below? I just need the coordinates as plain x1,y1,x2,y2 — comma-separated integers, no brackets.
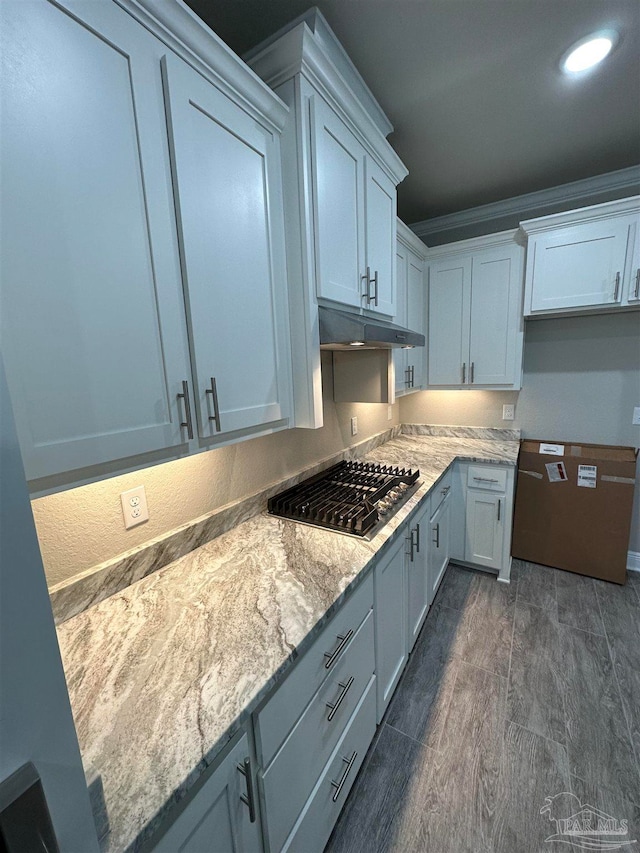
325,561,640,853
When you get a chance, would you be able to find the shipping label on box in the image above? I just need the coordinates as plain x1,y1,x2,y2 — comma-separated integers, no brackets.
540,443,565,456
545,461,567,482
577,465,597,488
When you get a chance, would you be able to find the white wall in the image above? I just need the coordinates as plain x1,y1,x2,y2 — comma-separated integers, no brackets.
32,353,399,587
401,310,640,552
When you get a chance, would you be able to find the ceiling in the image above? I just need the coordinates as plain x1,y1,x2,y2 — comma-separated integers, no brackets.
183,0,640,225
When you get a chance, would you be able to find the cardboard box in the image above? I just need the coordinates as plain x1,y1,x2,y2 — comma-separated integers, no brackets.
512,440,637,584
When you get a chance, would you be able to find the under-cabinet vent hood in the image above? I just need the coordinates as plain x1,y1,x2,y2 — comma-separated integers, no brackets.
319,306,425,350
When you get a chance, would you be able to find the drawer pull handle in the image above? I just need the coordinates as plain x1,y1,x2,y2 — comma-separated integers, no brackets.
415,522,421,554
497,499,501,522
237,757,257,823
326,676,354,722
432,522,440,548
324,630,353,669
330,751,358,802
473,477,499,483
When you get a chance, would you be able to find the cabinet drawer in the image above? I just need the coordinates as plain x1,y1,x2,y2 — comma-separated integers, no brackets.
261,611,375,853
430,467,452,515
256,572,373,768
282,675,377,853
467,465,507,492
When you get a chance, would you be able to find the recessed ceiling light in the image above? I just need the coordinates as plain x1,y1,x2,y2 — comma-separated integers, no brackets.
561,31,617,74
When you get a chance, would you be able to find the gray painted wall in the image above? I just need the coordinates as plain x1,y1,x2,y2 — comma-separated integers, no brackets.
401,311,640,552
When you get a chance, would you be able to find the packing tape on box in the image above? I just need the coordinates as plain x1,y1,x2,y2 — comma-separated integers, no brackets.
600,475,636,484
519,469,543,479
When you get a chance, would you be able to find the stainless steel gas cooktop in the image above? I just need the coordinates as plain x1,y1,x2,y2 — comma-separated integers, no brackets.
267,460,420,539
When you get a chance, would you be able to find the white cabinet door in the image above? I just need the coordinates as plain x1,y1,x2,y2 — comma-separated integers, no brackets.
469,246,519,386
312,97,365,310
393,243,409,395
528,218,631,312
464,491,504,571
365,158,396,316
0,0,190,481
427,257,471,386
406,502,430,651
623,222,640,306
374,533,407,721
406,249,426,390
152,734,261,852
163,54,288,438
429,497,451,604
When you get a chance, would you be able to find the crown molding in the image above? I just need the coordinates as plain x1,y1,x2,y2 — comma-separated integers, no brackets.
410,165,640,241
246,19,408,185
114,0,289,133
397,218,428,257
424,228,523,259
520,195,640,235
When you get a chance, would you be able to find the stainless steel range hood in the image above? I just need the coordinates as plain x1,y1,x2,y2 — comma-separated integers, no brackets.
319,306,425,350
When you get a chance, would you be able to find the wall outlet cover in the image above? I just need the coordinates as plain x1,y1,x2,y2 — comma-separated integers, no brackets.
502,404,515,421
351,416,358,436
121,486,149,529
387,405,393,421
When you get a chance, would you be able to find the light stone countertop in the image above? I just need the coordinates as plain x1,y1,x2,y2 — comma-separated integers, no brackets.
56,431,519,852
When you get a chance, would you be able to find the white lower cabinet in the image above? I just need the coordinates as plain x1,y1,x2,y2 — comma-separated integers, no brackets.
428,488,451,604
151,732,261,852
281,676,376,853
373,533,408,721
406,500,431,651
461,463,515,581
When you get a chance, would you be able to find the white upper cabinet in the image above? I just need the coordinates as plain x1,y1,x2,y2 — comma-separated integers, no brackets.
1,0,291,485
426,232,525,390
624,221,640,307
395,221,427,395
312,97,366,310
246,9,408,428
365,158,397,316
0,0,191,482
163,54,290,438
520,196,640,317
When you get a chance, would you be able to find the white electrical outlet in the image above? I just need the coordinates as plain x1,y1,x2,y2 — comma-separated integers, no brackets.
387,405,393,421
351,416,358,436
121,485,149,529
502,404,515,421
633,406,640,425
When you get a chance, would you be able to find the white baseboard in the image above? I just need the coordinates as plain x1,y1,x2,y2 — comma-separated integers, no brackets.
627,551,640,573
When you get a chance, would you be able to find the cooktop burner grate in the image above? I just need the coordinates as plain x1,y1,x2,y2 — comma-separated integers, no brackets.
268,460,420,538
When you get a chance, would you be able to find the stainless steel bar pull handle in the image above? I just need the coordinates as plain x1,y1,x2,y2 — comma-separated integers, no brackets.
237,757,257,823
372,270,379,306
177,380,194,440
206,377,221,432
362,267,371,301
410,365,415,387
634,268,640,299
432,522,440,548
613,271,621,301
473,476,499,483
470,361,475,383
462,363,466,384
415,522,421,553
405,366,411,388
326,676,354,722
324,630,353,669
497,499,501,522
331,751,358,801
407,529,415,562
